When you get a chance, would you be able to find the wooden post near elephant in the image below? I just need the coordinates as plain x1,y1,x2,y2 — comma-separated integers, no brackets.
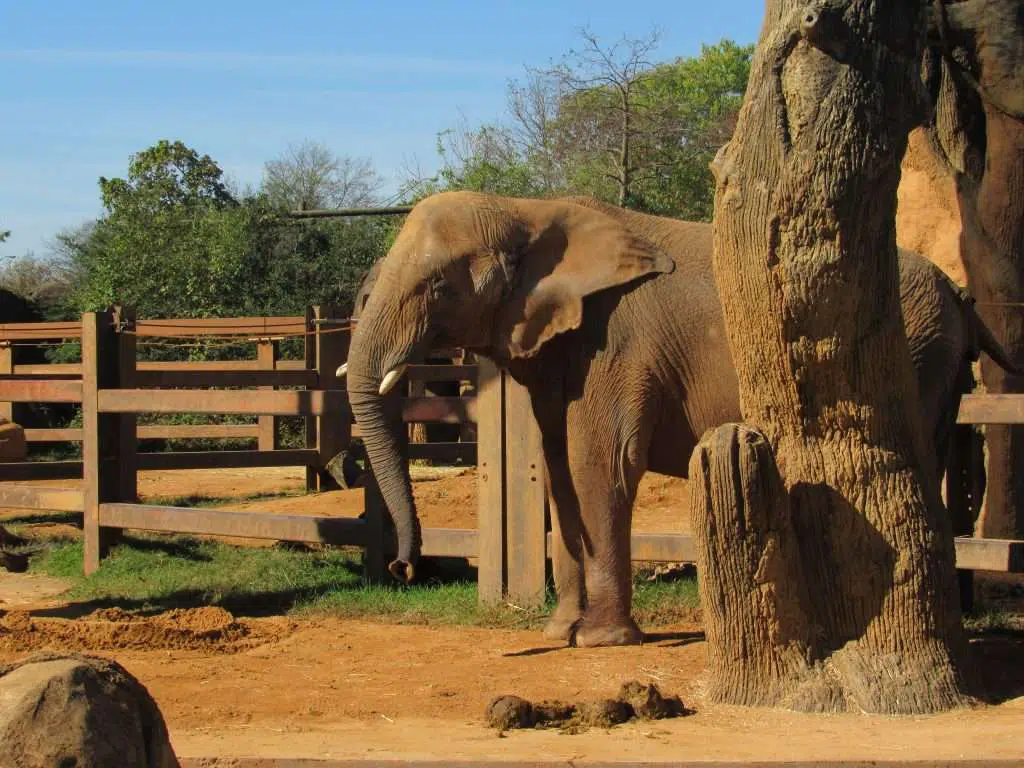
503,376,547,607
313,306,350,492
476,359,547,607
83,308,133,574
476,358,506,603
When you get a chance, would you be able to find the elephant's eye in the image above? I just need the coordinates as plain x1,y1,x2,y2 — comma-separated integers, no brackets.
429,276,455,300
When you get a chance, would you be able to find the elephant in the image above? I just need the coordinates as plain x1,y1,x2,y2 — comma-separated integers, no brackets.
341,190,1020,647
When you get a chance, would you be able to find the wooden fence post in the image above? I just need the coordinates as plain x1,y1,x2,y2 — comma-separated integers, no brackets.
314,306,350,491
0,342,12,423
114,306,137,506
503,377,547,607
257,338,280,451
476,359,506,603
304,307,318,492
946,424,985,613
82,309,125,575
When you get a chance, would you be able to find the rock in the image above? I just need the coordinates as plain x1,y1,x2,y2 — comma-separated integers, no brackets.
0,417,26,461
0,654,179,768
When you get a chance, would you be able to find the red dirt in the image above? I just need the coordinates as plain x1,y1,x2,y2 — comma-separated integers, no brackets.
0,608,1021,763
2,468,1021,763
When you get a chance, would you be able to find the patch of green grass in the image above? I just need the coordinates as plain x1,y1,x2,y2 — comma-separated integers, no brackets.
33,535,363,615
964,610,1024,636
27,535,702,630
143,489,304,509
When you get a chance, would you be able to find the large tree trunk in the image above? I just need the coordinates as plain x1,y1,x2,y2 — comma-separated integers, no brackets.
700,0,974,713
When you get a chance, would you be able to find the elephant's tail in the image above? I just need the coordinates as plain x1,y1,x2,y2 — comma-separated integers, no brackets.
960,288,1024,376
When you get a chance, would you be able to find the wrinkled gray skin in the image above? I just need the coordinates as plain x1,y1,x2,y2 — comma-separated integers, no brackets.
344,191,1019,647
352,261,465,445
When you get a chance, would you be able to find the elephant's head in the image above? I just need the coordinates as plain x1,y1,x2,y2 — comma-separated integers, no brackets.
343,191,674,582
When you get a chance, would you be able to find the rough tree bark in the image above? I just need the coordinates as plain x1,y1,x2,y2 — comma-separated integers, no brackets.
923,0,1024,539
696,0,975,713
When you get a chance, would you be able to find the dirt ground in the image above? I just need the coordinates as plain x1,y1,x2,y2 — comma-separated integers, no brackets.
2,467,1024,763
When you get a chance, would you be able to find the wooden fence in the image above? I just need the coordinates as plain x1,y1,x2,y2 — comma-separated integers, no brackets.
1,309,1021,607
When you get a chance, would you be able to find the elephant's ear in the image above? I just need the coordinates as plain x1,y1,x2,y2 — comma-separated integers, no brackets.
498,204,674,359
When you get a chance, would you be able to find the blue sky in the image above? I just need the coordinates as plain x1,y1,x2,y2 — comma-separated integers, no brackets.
0,1,763,259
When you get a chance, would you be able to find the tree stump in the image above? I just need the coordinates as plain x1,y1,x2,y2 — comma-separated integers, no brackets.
690,424,821,708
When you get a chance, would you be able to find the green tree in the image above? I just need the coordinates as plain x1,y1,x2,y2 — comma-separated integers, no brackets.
417,35,753,221
68,140,392,323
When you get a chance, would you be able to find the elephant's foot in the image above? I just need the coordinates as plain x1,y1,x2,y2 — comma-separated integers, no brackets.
542,612,583,641
569,617,644,648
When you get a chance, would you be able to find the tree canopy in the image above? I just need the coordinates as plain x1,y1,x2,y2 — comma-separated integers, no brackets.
63,140,390,321
407,35,753,221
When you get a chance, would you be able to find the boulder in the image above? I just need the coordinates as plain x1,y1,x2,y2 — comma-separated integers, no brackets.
0,417,25,461
0,654,179,768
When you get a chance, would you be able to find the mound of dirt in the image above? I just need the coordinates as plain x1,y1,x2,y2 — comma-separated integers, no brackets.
0,653,179,768
486,680,689,734
0,606,284,654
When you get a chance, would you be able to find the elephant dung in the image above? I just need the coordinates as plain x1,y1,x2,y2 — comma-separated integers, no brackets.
485,681,689,734
486,694,537,730
0,653,180,768
617,680,687,719
573,698,633,728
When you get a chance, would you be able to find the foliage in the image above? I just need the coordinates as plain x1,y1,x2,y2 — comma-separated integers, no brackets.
64,140,392,325
410,35,753,222
262,140,383,210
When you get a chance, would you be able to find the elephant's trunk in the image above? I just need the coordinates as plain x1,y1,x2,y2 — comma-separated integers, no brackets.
345,304,427,583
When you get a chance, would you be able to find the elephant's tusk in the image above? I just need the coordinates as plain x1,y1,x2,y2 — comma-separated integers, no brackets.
378,365,408,395
336,363,348,378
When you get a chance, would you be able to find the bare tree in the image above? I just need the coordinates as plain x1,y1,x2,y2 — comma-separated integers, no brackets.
262,141,383,210
506,70,568,193
537,27,672,206
0,252,74,308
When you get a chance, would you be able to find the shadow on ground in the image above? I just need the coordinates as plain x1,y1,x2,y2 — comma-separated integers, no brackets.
972,630,1024,704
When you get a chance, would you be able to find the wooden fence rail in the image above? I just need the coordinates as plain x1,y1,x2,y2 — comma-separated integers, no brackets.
1,309,1021,607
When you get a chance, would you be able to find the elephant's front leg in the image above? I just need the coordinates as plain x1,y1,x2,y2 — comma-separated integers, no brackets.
567,427,644,648
530,398,586,640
